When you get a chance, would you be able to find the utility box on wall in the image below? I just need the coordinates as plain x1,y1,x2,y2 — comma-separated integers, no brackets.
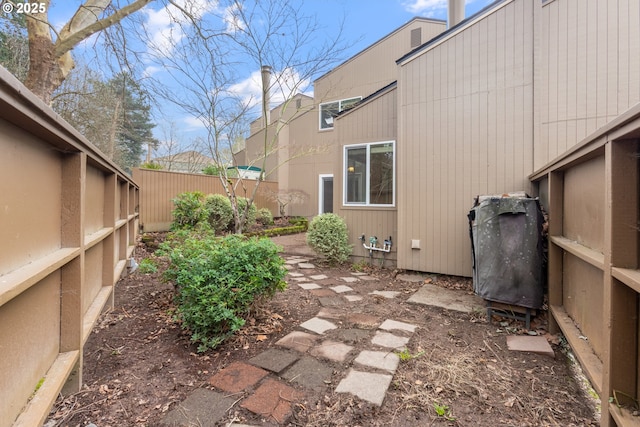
468,193,545,310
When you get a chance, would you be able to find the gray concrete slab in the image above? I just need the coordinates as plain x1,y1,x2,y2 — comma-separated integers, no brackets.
298,262,316,269
316,307,343,320
310,274,328,280
248,348,299,373
379,319,417,334
310,340,354,362
345,295,363,302
287,272,305,277
298,282,322,290
506,335,555,358
371,331,410,350
330,285,353,293
160,388,235,427
300,317,338,335
282,356,333,390
354,350,400,373
335,369,393,406
407,283,484,313
340,276,359,283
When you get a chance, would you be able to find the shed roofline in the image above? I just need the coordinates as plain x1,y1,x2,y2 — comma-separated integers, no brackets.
396,0,509,66
315,16,445,83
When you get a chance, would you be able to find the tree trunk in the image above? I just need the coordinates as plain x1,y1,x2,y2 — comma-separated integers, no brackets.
24,35,73,105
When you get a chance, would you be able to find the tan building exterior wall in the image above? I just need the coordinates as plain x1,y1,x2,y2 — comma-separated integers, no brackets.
334,87,398,265
397,0,535,276
0,68,138,427
133,168,278,232
534,0,640,170
315,18,446,103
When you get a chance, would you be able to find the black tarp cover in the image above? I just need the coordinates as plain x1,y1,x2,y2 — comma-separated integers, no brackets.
469,195,544,309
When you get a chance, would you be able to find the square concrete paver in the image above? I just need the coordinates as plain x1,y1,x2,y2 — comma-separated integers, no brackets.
161,388,235,427
506,335,555,358
408,283,484,313
298,282,322,290
379,319,417,334
282,357,334,389
330,285,353,293
298,262,316,269
371,331,410,350
310,274,329,280
335,369,393,406
354,350,400,373
300,317,338,334
310,340,354,362
249,349,299,373
241,378,303,424
288,272,305,277
345,295,363,302
209,362,268,393
276,331,320,353
340,276,359,283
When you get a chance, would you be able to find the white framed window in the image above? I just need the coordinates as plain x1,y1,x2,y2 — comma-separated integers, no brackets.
319,97,361,130
343,141,395,206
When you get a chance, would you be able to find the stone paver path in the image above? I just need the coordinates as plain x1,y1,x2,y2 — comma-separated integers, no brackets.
161,251,424,426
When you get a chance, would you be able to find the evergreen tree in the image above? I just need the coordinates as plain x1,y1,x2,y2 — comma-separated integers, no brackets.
109,72,158,172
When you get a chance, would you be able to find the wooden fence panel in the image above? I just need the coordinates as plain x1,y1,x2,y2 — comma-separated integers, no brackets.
530,104,640,427
0,69,138,426
132,168,279,232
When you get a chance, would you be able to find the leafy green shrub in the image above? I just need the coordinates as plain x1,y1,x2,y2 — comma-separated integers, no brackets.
235,197,257,228
256,208,274,226
164,234,286,352
137,258,158,274
306,213,352,264
171,191,208,230
202,165,221,175
288,216,309,230
204,194,233,233
140,162,162,170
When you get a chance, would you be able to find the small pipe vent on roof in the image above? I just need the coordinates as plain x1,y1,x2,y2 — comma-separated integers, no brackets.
447,0,465,29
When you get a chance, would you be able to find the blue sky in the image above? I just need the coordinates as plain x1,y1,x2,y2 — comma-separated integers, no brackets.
47,0,495,147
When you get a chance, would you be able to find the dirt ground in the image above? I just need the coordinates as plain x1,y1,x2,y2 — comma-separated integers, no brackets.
46,233,600,427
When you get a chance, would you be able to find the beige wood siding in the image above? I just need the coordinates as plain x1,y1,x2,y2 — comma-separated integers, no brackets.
315,19,446,104
334,88,398,264
397,0,534,276
534,0,640,170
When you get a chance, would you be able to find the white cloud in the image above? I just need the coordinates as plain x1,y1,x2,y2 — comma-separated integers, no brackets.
143,0,219,57
402,0,448,16
183,115,209,131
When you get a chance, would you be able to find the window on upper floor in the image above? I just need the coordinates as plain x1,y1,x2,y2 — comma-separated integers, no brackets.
344,141,395,206
319,97,361,130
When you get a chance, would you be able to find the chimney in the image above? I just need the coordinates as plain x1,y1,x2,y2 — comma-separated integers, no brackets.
260,65,272,128
447,0,465,29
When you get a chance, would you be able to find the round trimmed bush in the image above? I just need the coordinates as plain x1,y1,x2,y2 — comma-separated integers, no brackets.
205,194,233,233
257,208,274,226
171,191,207,230
306,213,352,264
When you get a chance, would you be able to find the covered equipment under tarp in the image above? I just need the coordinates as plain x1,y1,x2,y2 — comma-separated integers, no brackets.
468,193,545,309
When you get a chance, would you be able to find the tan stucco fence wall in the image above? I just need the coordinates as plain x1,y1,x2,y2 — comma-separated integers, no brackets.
531,104,640,426
0,68,139,427
132,168,279,232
